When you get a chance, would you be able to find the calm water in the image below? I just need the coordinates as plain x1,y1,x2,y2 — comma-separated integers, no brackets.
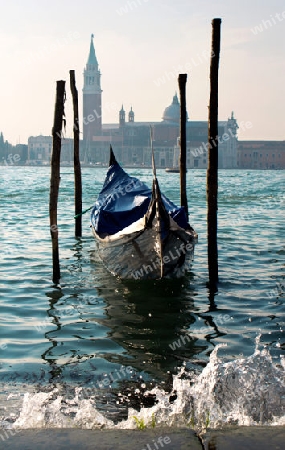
0,166,284,431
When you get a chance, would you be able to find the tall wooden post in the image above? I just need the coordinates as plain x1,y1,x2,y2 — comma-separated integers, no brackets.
70,70,82,237
49,80,66,284
178,73,188,218
207,18,221,289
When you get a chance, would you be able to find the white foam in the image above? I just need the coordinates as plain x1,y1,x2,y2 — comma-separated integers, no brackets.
8,338,285,432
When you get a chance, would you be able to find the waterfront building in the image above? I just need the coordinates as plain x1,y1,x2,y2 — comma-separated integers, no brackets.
27,36,285,170
237,141,285,169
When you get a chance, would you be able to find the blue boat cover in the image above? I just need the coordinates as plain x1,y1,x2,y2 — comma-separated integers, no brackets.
91,161,189,236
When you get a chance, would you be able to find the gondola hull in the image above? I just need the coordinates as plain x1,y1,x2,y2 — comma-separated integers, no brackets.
92,215,197,280
90,147,197,280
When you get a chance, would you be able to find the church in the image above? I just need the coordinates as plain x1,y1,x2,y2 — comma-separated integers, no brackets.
26,35,239,168
82,35,239,169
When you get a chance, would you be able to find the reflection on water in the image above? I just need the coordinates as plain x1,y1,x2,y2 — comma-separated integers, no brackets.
41,251,201,385
38,238,235,392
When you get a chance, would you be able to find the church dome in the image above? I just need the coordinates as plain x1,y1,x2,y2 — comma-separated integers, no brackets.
162,93,180,122
162,93,188,123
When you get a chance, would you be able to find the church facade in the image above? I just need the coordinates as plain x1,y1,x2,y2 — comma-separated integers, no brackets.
82,35,239,169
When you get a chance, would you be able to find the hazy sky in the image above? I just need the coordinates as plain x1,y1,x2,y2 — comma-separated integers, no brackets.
1,0,285,145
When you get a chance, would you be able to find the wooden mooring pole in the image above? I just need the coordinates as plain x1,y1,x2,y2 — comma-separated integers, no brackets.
69,70,82,237
49,80,66,284
178,73,188,219
207,18,221,289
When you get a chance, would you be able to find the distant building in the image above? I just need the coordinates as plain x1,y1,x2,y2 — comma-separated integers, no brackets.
187,112,238,169
27,135,51,163
32,37,285,170
237,141,285,169
82,35,239,169
27,135,73,164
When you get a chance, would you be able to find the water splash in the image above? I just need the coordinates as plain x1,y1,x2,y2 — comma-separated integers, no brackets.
13,388,113,429
3,338,284,433
116,340,285,433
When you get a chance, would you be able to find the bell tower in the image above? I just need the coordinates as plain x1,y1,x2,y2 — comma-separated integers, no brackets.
128,107,134,123
119,105,125,127
83,34,102,140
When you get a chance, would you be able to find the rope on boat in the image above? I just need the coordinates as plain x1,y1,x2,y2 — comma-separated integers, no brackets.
74,206,92,219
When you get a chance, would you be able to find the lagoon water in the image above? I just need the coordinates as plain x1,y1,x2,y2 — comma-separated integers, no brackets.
0,166,284,432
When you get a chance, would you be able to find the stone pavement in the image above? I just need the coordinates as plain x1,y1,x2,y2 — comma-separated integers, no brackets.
1,426,285,449
203,426,285,450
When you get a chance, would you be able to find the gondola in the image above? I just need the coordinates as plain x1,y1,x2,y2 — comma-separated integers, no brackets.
90,146,197,280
